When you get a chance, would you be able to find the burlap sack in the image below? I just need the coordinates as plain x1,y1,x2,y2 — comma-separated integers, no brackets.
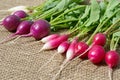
0,0,120,80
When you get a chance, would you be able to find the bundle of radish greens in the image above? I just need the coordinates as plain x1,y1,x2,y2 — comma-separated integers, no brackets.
0,0,120,80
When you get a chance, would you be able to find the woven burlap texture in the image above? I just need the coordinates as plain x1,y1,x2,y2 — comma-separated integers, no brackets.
0,0,120,80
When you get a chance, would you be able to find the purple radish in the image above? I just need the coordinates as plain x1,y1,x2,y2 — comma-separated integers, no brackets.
2,15,21,32
41,34,60,43
12,10,28,18
37,40,70,72
41,34,69,51
0,20,33,44
88,45,105,64
52,38,78,80
105,51,120,80
75,41,89,59
20,19,51,40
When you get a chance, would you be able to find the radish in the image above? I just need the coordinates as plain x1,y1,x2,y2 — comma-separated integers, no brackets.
40,34,69,51
105,50,120,80
52,38,78,80
20,19,51,40
66,38,78,61
41,34,60,43
75,41,89,59
73,33,106,59
57,41,70,54
0,20,33,44
37,40,70,72
93,33,106,46
2,15,21,32
12,10,28,18
88,45,105,64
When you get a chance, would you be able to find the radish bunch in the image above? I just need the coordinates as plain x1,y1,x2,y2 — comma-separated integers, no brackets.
40,33,119,80
0,10,51,44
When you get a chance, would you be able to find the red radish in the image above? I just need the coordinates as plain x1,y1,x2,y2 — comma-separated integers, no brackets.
105,50,120,80
2,15,21,32
37,41,70,72
73,33,106,59
57,41,70,54
105,50,120,68
88,45,105,64
75,41,89,59
12,10,28,18
20,19,51,40
0,20,33,44
93,33,106,46
41,34,60,43
40,34,69,51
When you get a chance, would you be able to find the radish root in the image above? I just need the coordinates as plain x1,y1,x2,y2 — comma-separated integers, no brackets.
37,53,57,72
52,60,70,80
0,34,18,44
109,68,113,80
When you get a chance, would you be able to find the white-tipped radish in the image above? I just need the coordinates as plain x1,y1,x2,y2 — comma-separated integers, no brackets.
37,41,70,72
57,41,70,54
41,34,60,43
52,38,78,80
41,34,69,51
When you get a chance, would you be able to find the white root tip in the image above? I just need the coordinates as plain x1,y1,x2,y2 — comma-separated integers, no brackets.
40,38,47,43
37,53,57,72
66,50,74,61
57,46,65,54
41,43,52,51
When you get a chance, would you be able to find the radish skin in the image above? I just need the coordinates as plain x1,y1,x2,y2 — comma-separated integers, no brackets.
105,51,120,80
57,41,70,54
41,34,60,43
93,33,106,46
88,45,105,64
41,35,69,51
20,19,51,40
75,41,89,59
66,38,78,61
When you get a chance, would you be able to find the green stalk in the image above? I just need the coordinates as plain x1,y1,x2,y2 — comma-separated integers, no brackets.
104,18,120,34
110,35,114,50
51,19,78,26
86,9,120,45
50,5,85,23
113,37,119,50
